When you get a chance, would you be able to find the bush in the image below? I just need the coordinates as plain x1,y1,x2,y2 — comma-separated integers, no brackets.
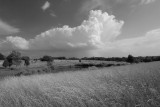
40,55,53,62
21,56,30,66
143,57,153,62
127,54,135,63
2,59,9,68
0,53,5,60
6,51,21,67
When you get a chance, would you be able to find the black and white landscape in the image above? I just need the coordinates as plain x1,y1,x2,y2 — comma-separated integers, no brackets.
0,0,160,107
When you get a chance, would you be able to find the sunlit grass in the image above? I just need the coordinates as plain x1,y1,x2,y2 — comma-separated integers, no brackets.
0,62,160,107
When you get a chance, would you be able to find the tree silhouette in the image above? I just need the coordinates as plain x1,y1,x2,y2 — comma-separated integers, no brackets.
4,51,22,67
127,54,135,63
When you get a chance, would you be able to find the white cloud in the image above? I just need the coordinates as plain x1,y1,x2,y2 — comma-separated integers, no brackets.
2,10,160,57
50,13,57,17
28,10,124,53
0,36,29,50
42,1,50,11
0,19,19,35
108,28,160,56
6,36,29,50
0,10,124,57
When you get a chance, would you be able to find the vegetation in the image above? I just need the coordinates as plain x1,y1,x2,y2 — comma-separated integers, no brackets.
75,63,125,68
2,59,9,68
81,55,160,63
53,56,66,60
0,53,5,60
6,51,22,67
127,54,134,63
2,51,30,68
21,56,30,66
40,55,53,62
0,62,160,106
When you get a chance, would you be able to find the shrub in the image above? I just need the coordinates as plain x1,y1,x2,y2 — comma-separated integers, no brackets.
2,59,9,68
127,54,135,63
0,53,5,60
143,57,153,62
47,61,54,70
40,55,53,62
21,56,30,66
6,51,22,67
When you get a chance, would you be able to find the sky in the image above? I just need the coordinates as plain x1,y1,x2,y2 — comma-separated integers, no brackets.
0,0,160,57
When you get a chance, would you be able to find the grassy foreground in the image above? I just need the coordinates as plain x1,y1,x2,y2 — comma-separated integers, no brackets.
0,62,160,107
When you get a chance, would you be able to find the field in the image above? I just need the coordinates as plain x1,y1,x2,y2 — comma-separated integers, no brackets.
0,61,159,106
0,60,127,78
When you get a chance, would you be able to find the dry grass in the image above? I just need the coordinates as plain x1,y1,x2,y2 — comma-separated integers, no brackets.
0,62,160,107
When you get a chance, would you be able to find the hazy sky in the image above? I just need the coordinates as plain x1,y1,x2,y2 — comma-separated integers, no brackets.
0,0,160,57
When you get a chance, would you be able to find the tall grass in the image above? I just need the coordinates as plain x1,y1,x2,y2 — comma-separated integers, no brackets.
0,62,160,107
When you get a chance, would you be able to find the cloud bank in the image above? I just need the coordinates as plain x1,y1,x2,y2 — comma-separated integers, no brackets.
1,10,160,57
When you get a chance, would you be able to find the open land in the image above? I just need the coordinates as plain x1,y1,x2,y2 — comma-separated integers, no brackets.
0,60,127,78
0,61,159,106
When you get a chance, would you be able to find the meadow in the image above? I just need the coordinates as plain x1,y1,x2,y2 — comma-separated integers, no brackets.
0,60,127,78
0,61,160,107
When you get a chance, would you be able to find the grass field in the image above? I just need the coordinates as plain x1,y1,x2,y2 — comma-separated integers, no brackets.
0,61,160,106
0,60,127,78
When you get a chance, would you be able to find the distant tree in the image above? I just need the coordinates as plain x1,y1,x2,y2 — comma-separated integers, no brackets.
21,56,30,66
127,54,135,63
40,55,53,62
0,53,5,60
2,59,9,68
6,51,22,67
69,57,79,60
54,56,66,60
143,56,152,62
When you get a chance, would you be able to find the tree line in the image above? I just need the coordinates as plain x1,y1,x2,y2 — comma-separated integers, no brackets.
0,51,160,68
39,54,160,63
1,51,30,68
81,55,160,63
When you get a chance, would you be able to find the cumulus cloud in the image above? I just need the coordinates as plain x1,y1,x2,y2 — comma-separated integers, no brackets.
6,36,29,50
0,10,124,57
0,19,19,35
0,36,29,50
42,1,50,11
28,10,124,52
2,10,160,57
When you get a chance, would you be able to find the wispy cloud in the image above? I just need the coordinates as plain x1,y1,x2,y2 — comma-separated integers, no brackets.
41,1,50,11
140,0,156,5
0,19,19,35
109,28,160,56
79,0,108,14
50,12,57,18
